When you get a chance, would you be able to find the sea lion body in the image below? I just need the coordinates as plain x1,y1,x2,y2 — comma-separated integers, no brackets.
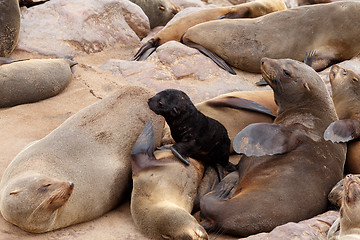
129,0,179,29
182,2,360,73
0,0,20,57
0,58,76,108
0,86,164,233
327,175,360,240
324,65,360,174
199,58,346,237
130,121,207,240
132,0,286,60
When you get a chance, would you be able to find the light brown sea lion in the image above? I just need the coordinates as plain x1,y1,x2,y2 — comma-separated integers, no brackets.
0,0,20,57
327,174,360,240
199,57,346,237
130,121,208,240
129,0,179,29
324,65,360,174
0,58,77,108
182,2,360,74
131,0,287,61
0,86,164,233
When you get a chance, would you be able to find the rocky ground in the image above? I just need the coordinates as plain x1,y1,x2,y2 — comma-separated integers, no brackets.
0,0,358,239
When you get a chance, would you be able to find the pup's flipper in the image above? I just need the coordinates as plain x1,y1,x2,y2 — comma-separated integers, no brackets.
184,41,236,75
324,118,360,143
205,96,276,118
233,123,304,156
0,57,29,66
170,146,190,165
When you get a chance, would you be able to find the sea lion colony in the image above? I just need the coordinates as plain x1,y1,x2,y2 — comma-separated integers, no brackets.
0,0,360,239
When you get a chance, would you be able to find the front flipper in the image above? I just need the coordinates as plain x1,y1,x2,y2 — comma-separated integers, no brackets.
131,39,158,61
233,123,303,156
0,57,29,66
304,50,316,67
170,145,190,165
183,41,236,75
216,8,249,20
324,119,360,143
205,96,276,118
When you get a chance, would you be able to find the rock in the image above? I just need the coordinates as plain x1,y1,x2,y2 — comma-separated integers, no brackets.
17,0,150,57
240,211,339,240
101,41,259,103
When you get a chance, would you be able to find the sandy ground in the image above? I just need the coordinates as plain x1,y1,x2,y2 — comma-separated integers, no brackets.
0,42,240,239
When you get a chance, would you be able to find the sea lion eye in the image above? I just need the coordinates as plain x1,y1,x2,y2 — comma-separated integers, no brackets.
39,184,52,191
283,69,291,77
158,100,163,106
159,5,165,11
9,190,21,195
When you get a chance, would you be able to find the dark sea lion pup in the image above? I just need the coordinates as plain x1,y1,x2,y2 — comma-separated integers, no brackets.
148,89,234,177
199,57,346,237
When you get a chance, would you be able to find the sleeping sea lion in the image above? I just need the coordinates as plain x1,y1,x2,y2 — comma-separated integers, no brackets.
148,89,234,177
0,0,20,57
130,121,208,240
0,86,164,233
129,0,179,29
182,2,360,74
199,57,346,237
0,58,76,108
131,0,286,61
324,65,360,174
327,174,360,240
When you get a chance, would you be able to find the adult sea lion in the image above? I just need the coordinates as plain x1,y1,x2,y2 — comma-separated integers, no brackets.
130,121,208,240
327,174,360,240
131,0,287,61
148,89,234,176
199,57,346,237
182,2,360,74
129,0,179,29
0,0,20,57
324,65,360,174
0,58,76,108
0,86,164,233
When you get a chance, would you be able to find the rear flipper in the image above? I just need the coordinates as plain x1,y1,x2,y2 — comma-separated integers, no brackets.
324,118,360,143
0,57,29,66
182,40,236,75
131,39,159,61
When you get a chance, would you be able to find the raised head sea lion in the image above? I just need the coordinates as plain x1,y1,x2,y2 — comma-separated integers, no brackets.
0,0,20,57
0,86,164,233
130,121,208,240
148,89,234,177
129,0,179,29
131,0,287,61
182,2,360,74
0,58,76,108
324,65,360,174
327,174,360,240
199,57,346,237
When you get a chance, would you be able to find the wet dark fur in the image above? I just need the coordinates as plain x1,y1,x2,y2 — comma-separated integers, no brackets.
148,89,232,172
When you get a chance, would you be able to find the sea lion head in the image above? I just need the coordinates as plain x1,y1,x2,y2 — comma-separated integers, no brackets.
329,65,360,119
340,174,360,229
0,172,74,233
261,57,333,116
147,89,196,120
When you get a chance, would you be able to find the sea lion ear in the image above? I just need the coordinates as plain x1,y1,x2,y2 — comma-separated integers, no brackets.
304,50,316,67
233,123,303,156
303,82,310,91
324,119,360,143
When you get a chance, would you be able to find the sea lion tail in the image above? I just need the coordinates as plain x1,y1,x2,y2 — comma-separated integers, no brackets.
130,39,158,61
